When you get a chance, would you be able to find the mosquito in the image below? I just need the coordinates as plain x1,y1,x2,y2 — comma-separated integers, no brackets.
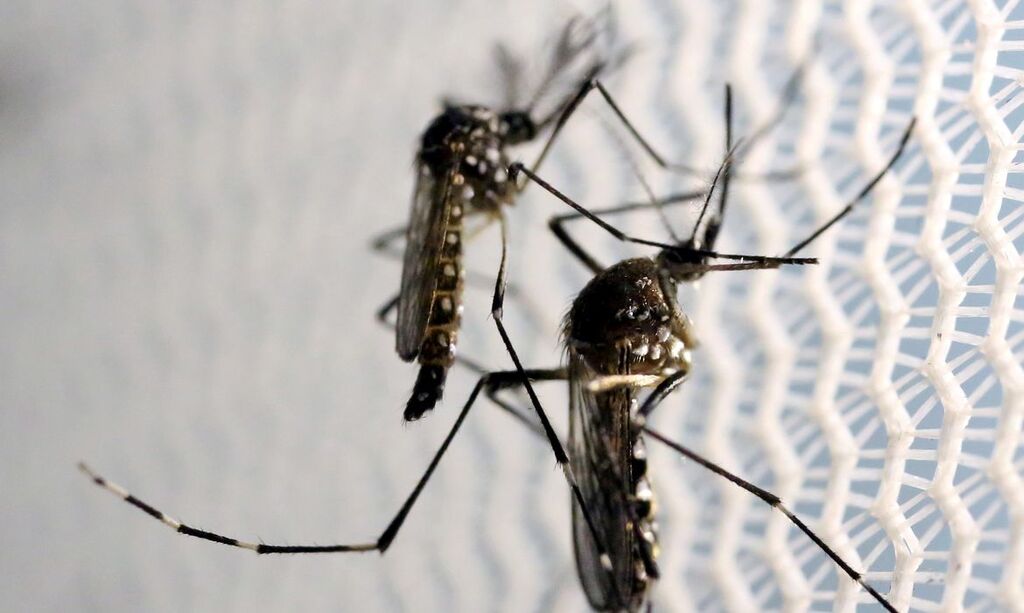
370,12,633,421
501,89,916,610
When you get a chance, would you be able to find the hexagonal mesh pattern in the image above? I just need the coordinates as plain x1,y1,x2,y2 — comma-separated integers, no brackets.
650,2,1024,611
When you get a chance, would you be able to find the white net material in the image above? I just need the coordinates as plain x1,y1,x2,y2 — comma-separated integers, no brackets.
618,2,1024,611
652,2,1024,611
3,1,1022,612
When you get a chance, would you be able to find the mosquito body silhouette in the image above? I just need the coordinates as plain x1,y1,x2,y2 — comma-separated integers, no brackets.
375,13,631,421
503,88,916,610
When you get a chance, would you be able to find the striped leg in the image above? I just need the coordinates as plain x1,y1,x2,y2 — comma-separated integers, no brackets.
79,369,534,555
77,463,368,553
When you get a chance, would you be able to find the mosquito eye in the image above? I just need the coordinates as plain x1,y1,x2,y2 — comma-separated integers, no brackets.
499,112,536,143
663,248,696,265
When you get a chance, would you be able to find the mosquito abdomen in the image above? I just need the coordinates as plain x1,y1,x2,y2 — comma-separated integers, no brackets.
405,364,447,420
405,186,465,421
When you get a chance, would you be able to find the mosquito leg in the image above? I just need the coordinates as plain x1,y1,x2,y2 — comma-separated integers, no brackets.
510,163,817,268
784,118,916,257
376,293,401,327
79,367,547,556
571,192,707,218
370,224,408,259
488,212,624,602
453,354,488,375
484,367,569,440
373,305,493,377
523,80,823,271
549,191,705,273
532,78,703,175
642,427,897,613
372,219,541,335
529,78,662,176
733,60,805,162
548,216,603,274
512,162,694,252
533,61,807,181
636,370,688,419
486,392,545,438
713,60,809,181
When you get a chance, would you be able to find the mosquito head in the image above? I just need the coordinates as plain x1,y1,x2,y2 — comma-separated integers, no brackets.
655,241,699,283
566,258,697,377
654,205,724,283
499,110,537,145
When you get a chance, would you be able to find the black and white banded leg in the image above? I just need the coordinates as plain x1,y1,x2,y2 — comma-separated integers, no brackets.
79,368,567,556
515,118,918,277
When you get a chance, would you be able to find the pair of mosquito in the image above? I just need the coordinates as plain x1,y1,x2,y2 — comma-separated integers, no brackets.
80,78,914,613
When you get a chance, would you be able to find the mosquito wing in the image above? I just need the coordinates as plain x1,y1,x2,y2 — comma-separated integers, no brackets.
568,351,646,611
395,163,458,361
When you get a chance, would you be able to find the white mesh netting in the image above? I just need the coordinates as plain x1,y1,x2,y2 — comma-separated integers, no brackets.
3,1,1022,612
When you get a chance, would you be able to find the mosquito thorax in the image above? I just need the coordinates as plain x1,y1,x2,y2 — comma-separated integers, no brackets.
566,258,696,377
418,105,517,214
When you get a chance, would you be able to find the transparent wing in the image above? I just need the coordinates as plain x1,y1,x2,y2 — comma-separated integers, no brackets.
395,163,457,360
529,9,632,124
568,352,638,609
